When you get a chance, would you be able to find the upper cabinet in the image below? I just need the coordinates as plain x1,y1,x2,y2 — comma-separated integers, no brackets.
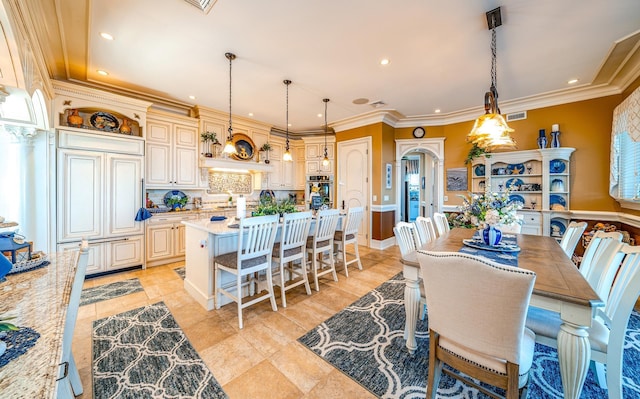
471,147,575,237
303,136,335,175
146,110,199,188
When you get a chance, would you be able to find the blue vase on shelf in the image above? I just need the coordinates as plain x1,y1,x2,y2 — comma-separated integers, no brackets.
537,129,547,149
482,226,502,246
551,131,561,148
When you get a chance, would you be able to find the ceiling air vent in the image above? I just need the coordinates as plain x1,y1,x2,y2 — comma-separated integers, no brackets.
506,111,527,122
369,100,387,108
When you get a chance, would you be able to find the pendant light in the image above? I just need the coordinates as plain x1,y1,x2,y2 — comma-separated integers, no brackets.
222,52,237,155
282,79,293,162
467,7,516,151
322,98,330,167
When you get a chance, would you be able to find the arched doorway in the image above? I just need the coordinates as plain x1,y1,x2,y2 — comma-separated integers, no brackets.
394,138,445,224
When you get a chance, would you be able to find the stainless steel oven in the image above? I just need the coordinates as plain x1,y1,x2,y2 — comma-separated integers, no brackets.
306,175,333,210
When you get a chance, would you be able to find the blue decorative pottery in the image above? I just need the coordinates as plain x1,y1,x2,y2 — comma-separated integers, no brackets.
482,226,502,246
537,129,547,149
551,131,561,148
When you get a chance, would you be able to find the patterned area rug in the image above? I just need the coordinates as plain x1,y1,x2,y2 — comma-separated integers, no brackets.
93,302,228,399
174,267,185,280
299,273,640,399
80,278,144,306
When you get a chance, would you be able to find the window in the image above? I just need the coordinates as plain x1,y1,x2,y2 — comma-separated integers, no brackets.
610,85,640,209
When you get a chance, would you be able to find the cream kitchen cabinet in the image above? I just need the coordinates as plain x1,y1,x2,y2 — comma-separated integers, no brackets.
146,213,197,266
294,143,306,190
58,236,144,275
146,111,199,188
303,136,335,175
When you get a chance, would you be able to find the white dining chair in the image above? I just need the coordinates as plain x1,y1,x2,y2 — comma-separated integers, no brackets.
57,239,89,397
417,250,537,399
393,222,427,320
432,212,450,237
578,231,623,303
526,243,640,399
500,215,524,234
215,215,279,329
414,216,436,246
334,206,364,277
559,221,588,257
306,208,340,291
272,211,313,307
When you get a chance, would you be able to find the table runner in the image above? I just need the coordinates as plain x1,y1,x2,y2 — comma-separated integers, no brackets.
458,232,519,267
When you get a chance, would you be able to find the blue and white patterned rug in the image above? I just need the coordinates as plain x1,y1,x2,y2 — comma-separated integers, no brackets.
80,278,144,306
298,273,640,399
174,267,186,280
93,301,228,399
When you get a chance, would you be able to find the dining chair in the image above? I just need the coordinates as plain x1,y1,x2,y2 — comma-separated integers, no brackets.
432,212,450,237
578,231,623,303
333,206,364,277
500,215,524,234
57,239,89,397
306,208,340,291
526,243,640,399
393,222,427,320
559,221,588,257
417,250,537,399
414,216,436,246
215,214,279,329
272,211,313,307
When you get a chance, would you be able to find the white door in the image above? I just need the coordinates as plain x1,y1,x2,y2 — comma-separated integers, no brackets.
337,138,370,246
106,153,144,236
57,149,103,242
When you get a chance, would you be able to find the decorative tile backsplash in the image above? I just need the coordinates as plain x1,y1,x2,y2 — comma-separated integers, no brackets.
207,171,252,194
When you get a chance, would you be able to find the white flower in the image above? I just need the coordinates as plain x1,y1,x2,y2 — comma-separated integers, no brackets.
485,209,501,226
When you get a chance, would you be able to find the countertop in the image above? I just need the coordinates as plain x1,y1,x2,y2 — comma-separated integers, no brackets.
0,251,78,398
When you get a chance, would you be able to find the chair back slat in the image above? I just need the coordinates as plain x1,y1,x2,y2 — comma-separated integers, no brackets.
343,207,364,236
393,222,418,257
415,216,435,246
313,209,340,243
281,211,313,253
433,212,450,236
601,244,640,327
238,215,279,261
559,221,588,257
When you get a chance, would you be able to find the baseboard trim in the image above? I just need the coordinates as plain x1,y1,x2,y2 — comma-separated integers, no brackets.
370,236,396,250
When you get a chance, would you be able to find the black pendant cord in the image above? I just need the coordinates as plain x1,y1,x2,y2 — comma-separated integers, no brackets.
323,98,329,158
226,52,235,140
285,80,290,152
490,26,500,114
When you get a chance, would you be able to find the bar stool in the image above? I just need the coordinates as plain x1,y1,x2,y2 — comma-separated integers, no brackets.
307,208,340,291
215,215,279,329
334,206,364,277
272,211,313,307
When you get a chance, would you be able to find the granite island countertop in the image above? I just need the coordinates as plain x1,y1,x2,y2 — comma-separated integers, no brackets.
0,251,78,398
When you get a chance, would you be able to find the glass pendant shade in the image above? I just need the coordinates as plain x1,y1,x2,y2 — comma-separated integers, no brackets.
223,137,236,154
322,155,330,166
283,149,293,161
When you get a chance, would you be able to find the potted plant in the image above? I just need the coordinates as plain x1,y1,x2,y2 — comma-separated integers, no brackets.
201,132,219,158
166,195,189,211
260,142,272,164
465,142,491,165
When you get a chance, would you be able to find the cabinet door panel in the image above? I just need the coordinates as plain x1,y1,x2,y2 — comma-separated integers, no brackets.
147,121,172,143
175,124,198,147
108,236,143,269
146,143,172,185
174,147,198,186
147,225,173,260
57,149,103,241
175,224,186,256
57,241,105,275
107,154,144,236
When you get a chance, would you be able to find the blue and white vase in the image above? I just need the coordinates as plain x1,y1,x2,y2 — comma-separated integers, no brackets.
482,226,502,246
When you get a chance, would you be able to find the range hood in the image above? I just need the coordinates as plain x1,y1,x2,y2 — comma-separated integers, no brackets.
200,156,274,173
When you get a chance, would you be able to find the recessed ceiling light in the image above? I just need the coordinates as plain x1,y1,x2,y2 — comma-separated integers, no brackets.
380,58,390,65
568,78,579,84
434,109,441,113
248,112,254,117
317,113,323,118
288,123,292,127
100,32,114,40
97,70,108,76
188,95,196,100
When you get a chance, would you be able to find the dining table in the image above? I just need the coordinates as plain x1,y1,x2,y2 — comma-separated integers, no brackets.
0,251,79,398
401,228,604,399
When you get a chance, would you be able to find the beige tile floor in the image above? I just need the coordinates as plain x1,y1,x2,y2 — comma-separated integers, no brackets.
75,245,404,398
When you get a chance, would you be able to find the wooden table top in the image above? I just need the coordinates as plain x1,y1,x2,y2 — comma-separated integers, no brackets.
0,251,78,398
418,228,603,309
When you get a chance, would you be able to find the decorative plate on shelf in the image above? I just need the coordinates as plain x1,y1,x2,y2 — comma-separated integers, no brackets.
549,194,566,208
505,178,524,190
90,112,120,132
163,190,187,208
474,164,485,177
509,194,525,206
550,220,567,238
550,159,566,174
230,133,255,161
506,163,525,175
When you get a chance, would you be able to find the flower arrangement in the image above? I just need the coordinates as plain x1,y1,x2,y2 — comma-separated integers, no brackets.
458,189,521,229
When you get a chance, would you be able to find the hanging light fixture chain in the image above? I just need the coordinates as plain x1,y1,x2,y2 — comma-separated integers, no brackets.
285,80,290,151
491,26,497,93
323,98,329,158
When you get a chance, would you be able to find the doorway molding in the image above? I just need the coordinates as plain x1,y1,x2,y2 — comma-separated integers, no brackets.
394,138,445,223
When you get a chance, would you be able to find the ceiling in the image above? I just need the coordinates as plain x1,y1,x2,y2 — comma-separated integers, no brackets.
36,0,640,132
